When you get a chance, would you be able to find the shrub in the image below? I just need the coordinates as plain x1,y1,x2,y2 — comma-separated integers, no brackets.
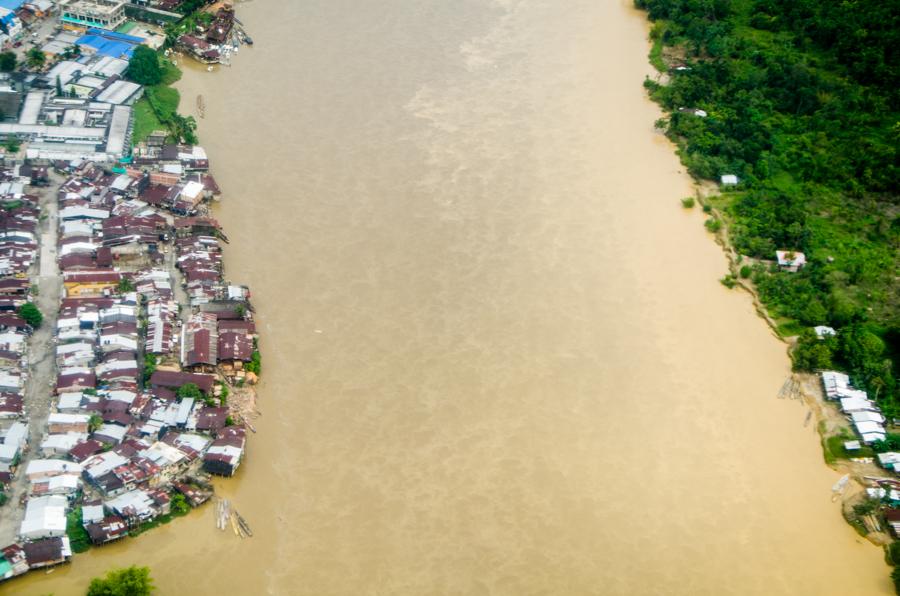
739,265,752,278
704,218,722,233
176,383,202,401
681,197,695,208
887,541,900,566
87,566,154,596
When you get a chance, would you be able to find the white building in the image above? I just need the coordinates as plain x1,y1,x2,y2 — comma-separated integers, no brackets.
59,0,126,31
19,495,68,540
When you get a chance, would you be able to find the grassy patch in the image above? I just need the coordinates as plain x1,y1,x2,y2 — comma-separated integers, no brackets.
824,434,875,462
159,58,182,86
775,319,804,338
132,97,163,144
66,507,92,554
649,38,666,73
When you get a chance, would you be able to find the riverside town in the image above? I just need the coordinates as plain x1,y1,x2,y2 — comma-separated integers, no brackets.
0,0,261,583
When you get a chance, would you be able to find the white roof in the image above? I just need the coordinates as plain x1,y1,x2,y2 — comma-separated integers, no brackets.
95,423,127,443
105,105,131,157
62,108,88,127
181,180,205,200
61,220,95,237
19,495,68,539
19,91,45,125
839,396,877,413
855,420,885,435
47,60,82,87
56,392,86,410
176,398,194,425
878,452,900,468
106,389,136,404
59,205,110,220
720,174,739,185
140,441,185,468
814,326,836,338
56,342,95,356
106,489,154,518
74,75,105,90
776,250,806,267
0,443,18,462
169,432,210,453
101,305,136,317
206,444,243,462
82,503,104,524
25,459,82,478
861,432,886,445
0,122,106,141
96,359,138,374
48,412,89,426
96,80,141,105
82,451,128,479
851,411,885,424
41,474,81,493
41,433,87,453
86,56,129,78
2,422,27,447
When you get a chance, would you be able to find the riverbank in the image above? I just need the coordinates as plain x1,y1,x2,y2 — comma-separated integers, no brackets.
8,1,894,593
636,0,899,590
0,3,262,589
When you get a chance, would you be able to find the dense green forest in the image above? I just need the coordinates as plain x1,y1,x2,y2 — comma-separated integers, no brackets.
636,0,899,415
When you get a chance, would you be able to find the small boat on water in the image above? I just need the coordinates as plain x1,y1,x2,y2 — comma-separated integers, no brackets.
197,95,205,119
235,511,253,537
230,512,241,537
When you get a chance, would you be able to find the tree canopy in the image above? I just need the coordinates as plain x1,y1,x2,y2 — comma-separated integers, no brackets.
17,303,42,328
25,48,45,70
176,383,203,400
636,0,900,416
126,46,163,86
86,566,154,596
0,51,16,72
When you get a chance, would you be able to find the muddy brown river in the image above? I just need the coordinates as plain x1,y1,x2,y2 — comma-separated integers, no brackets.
9,0,891,594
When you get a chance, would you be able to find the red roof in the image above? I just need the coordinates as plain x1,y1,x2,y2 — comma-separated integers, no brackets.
149,370,215,394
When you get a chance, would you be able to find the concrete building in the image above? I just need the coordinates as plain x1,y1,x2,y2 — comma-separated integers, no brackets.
59,0,126,31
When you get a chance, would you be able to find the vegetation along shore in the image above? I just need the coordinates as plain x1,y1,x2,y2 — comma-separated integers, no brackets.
636,0,899,590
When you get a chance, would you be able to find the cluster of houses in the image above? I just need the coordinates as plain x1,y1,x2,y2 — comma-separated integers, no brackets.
0,139,256,581
0,169,40,461
823,371,887,445
823,371,900,540
175,5,249,65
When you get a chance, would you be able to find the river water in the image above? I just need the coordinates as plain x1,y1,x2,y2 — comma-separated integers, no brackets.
10,0,891,594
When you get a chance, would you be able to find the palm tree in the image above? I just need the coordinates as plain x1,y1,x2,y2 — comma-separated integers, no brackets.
25,48,45,71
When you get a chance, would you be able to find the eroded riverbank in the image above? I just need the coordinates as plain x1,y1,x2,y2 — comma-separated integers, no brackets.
9,0,891,594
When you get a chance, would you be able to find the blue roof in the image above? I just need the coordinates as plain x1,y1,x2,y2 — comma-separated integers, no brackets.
76,32,142,59
0,0,24,11
86,28,145,45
